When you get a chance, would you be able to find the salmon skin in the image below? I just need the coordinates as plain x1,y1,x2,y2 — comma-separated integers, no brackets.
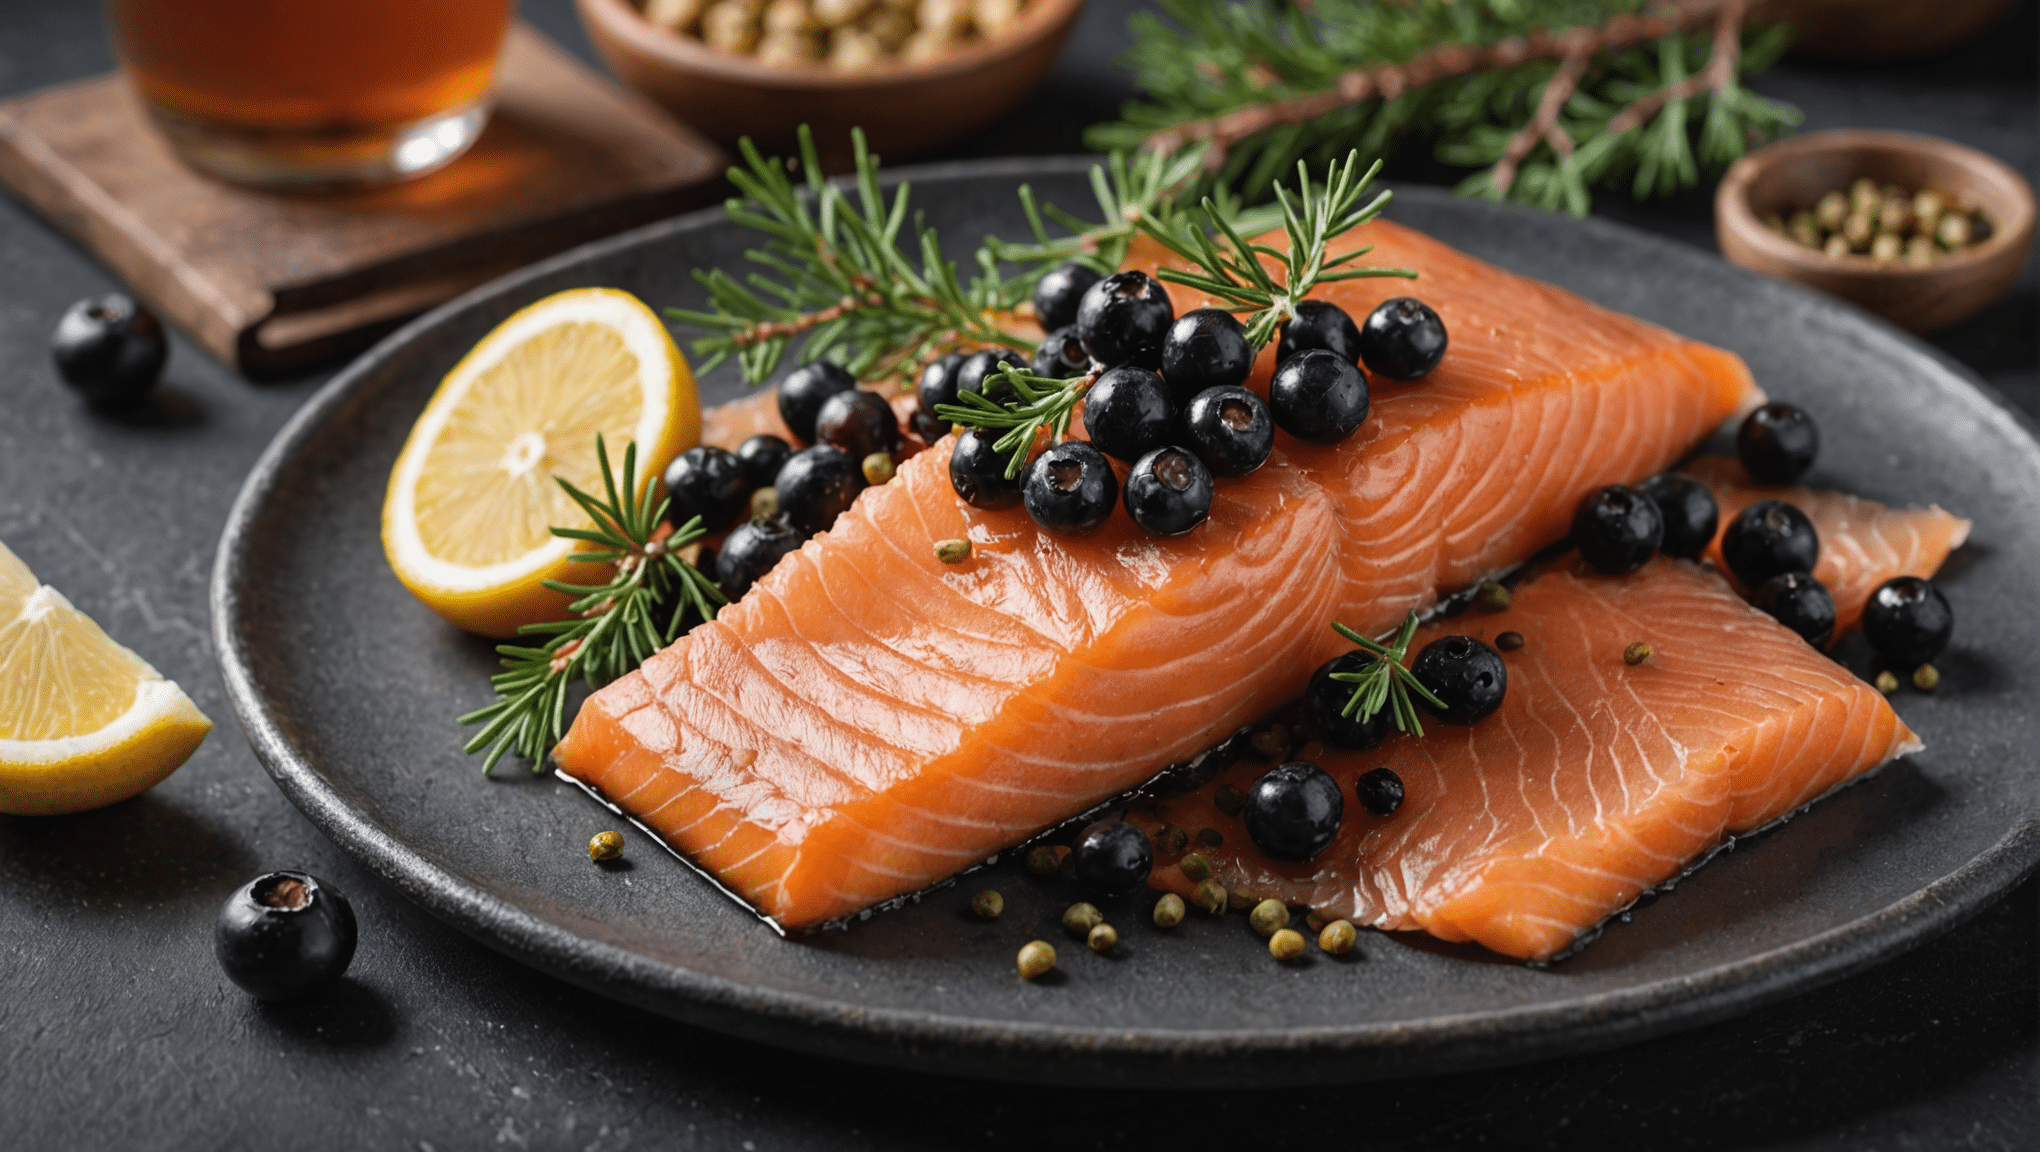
1684,455,1971,635
1135,558,1921,962
552,218,1761,930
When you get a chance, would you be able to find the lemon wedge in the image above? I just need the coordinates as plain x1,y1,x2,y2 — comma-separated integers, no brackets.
382,288,698,638
0,540,211,816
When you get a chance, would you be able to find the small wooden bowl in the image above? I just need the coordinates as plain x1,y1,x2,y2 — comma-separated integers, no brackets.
1715,130,2035,333
576,0,1085,170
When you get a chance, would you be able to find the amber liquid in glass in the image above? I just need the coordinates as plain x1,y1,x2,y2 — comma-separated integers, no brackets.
107,0,514,187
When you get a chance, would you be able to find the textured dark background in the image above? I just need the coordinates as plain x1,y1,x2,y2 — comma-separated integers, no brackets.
1,1,2035,1148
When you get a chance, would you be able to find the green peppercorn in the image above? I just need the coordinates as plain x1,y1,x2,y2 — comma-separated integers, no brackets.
1937,211,1972,250
1823,233,1852,259
1229,889,1258,912
935,538,972,563
588,830,625,862
750,487,780,522
1913,189,1946,234
1304,908,1331,932
1025,844,1063,876
1879,197,1913,235
1318,919,1358,956
1250,725,1290,761
1248,898,1289,938
1062,901,1103,936
1874,669,1900,694
1849,177,1880,215
1496,630,1524,652
1087,922,1118,953
1870,232,1902,262
1152,892,1186,928
1017,940,1056,979
1213,785,1246,818
970,889,1004,920
1787,210,1822,249
1912,663,1940,692
1154,824,1188,855
1904,235,1936,267
862,452,896,485
1196,827,1224,848
1814,191,1849,232
1624,642,1652,666
1192,879,1228,914
1843,211,1875,251
1178,851,1214,883
1475,581,1511,611
1268,928,1306,961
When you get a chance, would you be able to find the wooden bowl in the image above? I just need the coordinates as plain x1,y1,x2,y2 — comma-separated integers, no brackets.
1757,0,2022,64
1715,130,2035,333
576,0,1085,170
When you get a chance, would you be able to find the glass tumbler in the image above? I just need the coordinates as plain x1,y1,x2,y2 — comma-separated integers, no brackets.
105,0,515,189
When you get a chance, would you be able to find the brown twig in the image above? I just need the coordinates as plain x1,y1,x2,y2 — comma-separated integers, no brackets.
1489,36,1594,195
728,290,883,348
1148,0,1733,169
1603,0,1746,135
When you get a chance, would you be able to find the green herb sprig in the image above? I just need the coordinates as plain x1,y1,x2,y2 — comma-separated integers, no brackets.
931,365,1097,480
668,130,1222,390
1137,151,1415,349
1329,612,1448,739
459,436,726,773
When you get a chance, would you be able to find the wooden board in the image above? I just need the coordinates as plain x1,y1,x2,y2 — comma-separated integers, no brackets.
0,24,727,375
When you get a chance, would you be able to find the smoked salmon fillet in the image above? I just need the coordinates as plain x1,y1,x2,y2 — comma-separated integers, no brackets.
1135,558,1921,962
1684,455,1971,635
553,218,1761,930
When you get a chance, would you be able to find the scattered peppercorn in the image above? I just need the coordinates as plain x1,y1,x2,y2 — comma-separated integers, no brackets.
1475,581,1511,611
1179,851,1214,883
1025,845,1063,875
1624,642,1653,666
1304,908,1331,932
1062,901,1104,936
1318,919,1358,956
970,889,1004,920
1874,669,1900,694
1087,922,1119,953
1154,824,1188,855
1153,892,1186,928
1249,898,1289,937
588,830,625,862
1249,725,1291,761
935,538,972,563
1213,785,1246,817
750,487,780,522
1196,827,1224,847
1496,631,1524,652
1229,889,1258,912
1191,879,1228,914
1913,663,1941,692
862,452,896,485
1017,940,1057,980
1269,928,1306,961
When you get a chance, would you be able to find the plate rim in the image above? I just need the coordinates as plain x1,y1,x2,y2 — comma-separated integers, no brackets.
211,156,2040,1085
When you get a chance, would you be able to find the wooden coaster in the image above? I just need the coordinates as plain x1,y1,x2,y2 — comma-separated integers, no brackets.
0,24,727,375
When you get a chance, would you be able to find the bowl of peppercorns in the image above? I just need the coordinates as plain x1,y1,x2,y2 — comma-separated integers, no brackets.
1716,129,2035,333
576,0,1085,169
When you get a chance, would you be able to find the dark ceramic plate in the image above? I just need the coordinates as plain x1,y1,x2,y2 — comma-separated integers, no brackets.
213,157,2040,1088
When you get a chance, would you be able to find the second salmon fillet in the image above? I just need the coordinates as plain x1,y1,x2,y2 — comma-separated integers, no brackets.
554,219,1762,929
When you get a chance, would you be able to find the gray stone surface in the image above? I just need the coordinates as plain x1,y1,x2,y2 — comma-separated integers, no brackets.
2,0,2034,1147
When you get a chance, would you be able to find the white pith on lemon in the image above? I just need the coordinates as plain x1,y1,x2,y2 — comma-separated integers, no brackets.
381,288,698,638
0,540,211,817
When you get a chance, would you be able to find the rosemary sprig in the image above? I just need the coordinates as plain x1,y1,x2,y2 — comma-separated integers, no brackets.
665,130,1221,390
458,436,727,774
931,364,1098,479
1136,150,1416,349
1329,612,1448,739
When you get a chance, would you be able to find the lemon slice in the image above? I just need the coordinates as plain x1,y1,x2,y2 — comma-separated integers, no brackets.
382,288,698,638
0,540,211,816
